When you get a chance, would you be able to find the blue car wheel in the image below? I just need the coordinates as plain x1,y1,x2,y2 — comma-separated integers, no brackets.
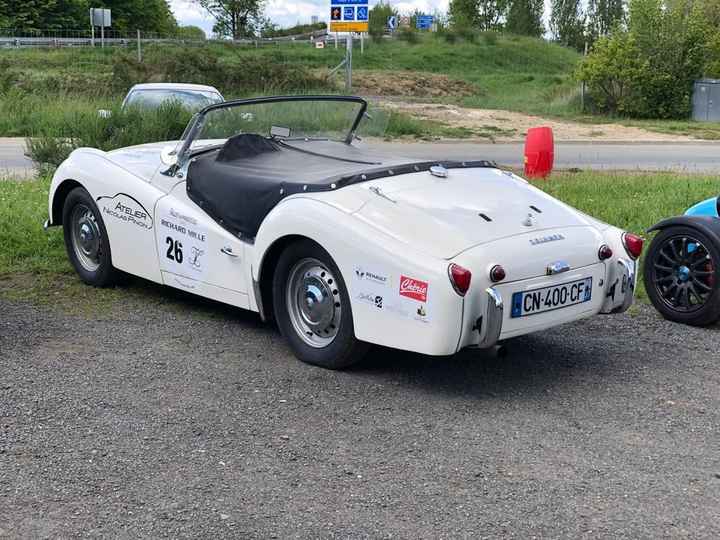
644,226,720,326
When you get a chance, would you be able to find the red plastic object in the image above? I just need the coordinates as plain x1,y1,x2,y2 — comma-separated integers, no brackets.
524,126,554,178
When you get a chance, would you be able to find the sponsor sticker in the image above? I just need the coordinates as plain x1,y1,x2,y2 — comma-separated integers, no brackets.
354,266,389,287
399,275,428,302
98,193,153,230
158,208,208,280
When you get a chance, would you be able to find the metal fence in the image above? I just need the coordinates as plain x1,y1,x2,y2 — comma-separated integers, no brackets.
0,28,331,50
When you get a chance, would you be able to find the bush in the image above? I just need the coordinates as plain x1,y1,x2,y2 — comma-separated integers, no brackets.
112,45,331,95
577,0,718,119
28,102,193,168
455,26,477,43
398,26,420,44
481,31,498,46
576,33,646,116
437,28,458,43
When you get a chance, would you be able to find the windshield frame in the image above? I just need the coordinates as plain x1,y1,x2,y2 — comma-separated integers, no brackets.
175,95,368,166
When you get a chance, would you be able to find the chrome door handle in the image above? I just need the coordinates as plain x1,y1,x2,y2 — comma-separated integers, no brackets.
221,246,239,258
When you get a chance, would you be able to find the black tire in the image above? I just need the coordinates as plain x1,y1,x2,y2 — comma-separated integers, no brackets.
62,187,122,287
644,226,720,326
272,239,369,369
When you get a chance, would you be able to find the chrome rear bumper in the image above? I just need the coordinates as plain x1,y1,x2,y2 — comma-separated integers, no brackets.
600,258,636,314
476,287,504,349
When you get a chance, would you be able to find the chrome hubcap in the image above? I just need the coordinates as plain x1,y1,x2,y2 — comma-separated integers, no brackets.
286,258,342,348
70,204,102,272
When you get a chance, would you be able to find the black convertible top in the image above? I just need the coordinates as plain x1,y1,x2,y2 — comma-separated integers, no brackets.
186,134,493,240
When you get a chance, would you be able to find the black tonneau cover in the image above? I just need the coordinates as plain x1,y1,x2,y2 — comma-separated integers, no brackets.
186,134,493,239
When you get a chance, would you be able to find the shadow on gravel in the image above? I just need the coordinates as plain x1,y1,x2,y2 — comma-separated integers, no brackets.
350,332,623,400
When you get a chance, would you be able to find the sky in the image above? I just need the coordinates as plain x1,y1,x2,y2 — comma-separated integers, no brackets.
169,0,451,37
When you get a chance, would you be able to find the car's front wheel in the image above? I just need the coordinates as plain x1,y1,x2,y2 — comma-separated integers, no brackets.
644,226,720,326
272,240,369,369
62,187,121,287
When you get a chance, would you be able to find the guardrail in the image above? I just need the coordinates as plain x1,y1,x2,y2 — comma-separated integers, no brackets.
0,29,333,49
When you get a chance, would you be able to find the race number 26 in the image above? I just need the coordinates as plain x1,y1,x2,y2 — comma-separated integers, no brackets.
165,236,183,264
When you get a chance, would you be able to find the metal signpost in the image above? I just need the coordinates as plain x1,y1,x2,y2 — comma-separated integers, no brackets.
329,0,368,92
90,8,111,48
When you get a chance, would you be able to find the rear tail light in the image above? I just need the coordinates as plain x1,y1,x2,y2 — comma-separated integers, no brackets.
622,233,644,259
489,264,506,283
449,263,472,296
598,244,613,261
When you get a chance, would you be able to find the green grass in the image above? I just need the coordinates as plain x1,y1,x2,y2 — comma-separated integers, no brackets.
2,171,718,305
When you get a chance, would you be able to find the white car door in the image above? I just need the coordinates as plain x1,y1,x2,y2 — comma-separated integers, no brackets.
154,183,250,310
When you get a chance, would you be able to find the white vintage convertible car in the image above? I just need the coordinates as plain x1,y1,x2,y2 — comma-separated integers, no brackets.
46,96,643,369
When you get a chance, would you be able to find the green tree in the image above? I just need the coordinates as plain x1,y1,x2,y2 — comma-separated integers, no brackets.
449,0,478,28
193,0,265,39
505,0,544,36
478,0,509,30
550,0,586,50
176,25,207,40
586,0,625,41
98,0,177,34
368,2,397,41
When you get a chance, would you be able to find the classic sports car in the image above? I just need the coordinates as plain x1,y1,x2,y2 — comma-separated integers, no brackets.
46,96,643,369
644,195,720,326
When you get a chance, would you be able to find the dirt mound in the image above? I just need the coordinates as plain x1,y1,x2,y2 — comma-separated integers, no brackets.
382,101,696,142
351,70,479,99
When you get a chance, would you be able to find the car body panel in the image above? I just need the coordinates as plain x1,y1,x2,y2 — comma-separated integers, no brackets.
685,196,719,218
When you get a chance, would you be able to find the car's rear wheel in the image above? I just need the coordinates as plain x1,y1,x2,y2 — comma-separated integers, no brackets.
63,187,121,287
272,240,369,369
644,226,720,326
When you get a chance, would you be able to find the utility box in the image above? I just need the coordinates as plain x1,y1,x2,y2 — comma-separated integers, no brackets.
692,79,720,122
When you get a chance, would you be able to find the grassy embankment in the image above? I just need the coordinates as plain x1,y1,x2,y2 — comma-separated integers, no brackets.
0,35,578,142
2,171,717,305
3,34,720,140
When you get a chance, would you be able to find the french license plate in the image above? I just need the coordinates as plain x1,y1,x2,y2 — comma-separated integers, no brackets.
511,277,593,318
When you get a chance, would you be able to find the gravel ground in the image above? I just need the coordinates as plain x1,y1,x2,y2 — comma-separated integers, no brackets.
1,286,719,539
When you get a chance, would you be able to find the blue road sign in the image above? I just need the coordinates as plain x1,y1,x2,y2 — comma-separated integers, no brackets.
357,6,368,21
331,6,341,20
330,0,365,4
416,15,434,29
387,15,397,30
343,6,355,20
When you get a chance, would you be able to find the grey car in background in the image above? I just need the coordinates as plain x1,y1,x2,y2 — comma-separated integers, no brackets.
99,83,225,117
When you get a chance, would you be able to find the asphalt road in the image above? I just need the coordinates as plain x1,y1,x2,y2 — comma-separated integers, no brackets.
1,284,719,538
1,138,720,178
365,141,720,173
